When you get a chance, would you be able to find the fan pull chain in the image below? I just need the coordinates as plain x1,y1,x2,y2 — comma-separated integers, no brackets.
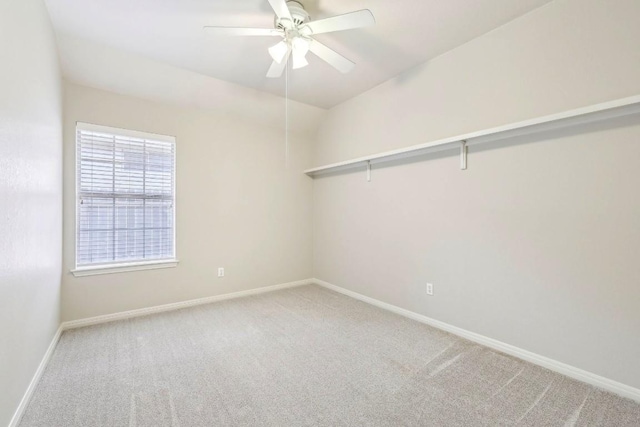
285,55,290,169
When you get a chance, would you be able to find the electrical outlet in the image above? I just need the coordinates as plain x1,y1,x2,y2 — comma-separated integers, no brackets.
218,267,225,278
426,283,433,296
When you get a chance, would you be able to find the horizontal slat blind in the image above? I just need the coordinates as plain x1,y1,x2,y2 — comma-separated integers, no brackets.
76,123,175,267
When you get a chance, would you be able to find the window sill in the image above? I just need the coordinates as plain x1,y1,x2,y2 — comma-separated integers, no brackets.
71,259,179,277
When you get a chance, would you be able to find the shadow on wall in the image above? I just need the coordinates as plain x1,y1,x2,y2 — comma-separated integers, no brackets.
469,112,639,156
312,112,640,181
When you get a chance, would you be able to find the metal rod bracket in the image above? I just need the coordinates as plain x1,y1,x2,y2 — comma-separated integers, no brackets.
366,160,371,182
460,140,468,170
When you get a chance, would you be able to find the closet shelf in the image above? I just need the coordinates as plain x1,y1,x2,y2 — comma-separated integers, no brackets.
304,95,640,176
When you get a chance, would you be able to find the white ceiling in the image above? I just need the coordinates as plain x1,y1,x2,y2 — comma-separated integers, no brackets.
45,0,551,109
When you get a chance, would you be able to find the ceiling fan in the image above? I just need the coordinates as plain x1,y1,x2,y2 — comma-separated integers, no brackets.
204,0,375,78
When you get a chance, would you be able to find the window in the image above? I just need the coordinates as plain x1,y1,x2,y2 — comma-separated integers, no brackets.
73,123,177,276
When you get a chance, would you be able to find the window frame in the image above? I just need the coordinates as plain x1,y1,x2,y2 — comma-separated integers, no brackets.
71,122,178,277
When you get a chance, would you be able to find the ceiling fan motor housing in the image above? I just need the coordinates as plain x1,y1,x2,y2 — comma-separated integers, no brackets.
275,1,310,29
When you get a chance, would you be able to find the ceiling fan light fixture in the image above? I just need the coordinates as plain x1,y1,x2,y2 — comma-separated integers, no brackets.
268,40,289,63
292,51,309,69
292,36,310,55
291,36,310,69
204,0,375,78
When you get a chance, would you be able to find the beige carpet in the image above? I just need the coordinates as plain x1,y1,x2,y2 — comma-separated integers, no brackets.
20,284,640,426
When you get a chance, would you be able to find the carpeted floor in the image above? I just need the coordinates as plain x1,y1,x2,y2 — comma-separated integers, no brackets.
20,284,640,426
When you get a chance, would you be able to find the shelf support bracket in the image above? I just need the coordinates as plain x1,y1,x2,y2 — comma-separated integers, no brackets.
460,140,468,170
366,160,371,182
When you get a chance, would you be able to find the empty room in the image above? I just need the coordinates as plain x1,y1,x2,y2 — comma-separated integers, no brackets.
2,0,640,425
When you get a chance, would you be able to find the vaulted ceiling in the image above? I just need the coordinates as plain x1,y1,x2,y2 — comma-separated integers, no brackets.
45,0,551,109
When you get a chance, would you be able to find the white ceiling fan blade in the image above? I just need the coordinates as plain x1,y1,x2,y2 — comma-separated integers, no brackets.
266,48,291,78
308,40,355,74
305,10,375,35
203,27,281,36
267,0,293,21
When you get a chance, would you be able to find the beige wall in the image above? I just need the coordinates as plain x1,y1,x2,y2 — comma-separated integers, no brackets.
62,83,314,321
315,0,640,165
0,0,62,425
313,0,640,389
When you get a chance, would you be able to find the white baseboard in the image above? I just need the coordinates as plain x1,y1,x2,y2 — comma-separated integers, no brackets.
11,276,638,427
62,278,313,330
312,278,640,403
9,278,312,426
9,326,63,427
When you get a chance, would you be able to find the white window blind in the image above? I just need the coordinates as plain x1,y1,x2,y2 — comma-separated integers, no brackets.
76,123,176,268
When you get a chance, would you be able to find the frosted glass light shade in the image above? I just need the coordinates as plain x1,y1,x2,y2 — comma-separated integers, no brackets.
268,40,289,64
292,52,309,69
291,37,310,69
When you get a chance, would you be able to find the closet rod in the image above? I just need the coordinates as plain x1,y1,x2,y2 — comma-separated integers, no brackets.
304,95,640,177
